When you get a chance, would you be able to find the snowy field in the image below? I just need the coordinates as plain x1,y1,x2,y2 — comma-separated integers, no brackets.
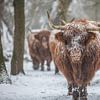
0,59,100,100
1,27,100,100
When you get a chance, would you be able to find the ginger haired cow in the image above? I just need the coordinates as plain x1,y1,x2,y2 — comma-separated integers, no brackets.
49,19,100,99
28,29,52,71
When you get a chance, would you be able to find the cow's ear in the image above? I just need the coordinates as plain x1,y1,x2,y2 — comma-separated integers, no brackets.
85,31,96,45
55,32,64,42
34,34,39,40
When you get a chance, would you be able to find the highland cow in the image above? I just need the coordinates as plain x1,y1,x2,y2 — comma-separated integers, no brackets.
49,19,100,99
28,30,52,71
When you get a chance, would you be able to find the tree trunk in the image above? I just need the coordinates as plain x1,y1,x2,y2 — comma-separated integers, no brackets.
11,0,25,75
0,33,11,84
0,0,11,84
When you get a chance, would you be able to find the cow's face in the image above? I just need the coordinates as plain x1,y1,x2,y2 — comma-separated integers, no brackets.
55,29,96,63
41,36,48,49
35,34,48,49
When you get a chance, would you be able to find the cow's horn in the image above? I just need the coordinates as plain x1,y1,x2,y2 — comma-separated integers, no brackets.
60,17,75,25
47,11,65,30
28,28,32,33
70,17,75,22
88,21,100,27
87,27,100,31
60,19,67,25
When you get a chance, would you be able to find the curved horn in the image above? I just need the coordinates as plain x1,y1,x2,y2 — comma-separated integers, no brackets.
28,28,32,33
87,27,100,32
60,18,75,25
70,17,75,22
97,22,100,27
60,19,67,25
88,21,100,27
47,11,65,30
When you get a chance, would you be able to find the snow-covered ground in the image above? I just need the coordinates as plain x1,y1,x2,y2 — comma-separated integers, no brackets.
0,59,100,100
1,25,100,100
1,0,100,99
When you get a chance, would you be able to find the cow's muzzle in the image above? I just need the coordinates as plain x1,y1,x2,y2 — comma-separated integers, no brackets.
70,48,81,63
42,42,48,49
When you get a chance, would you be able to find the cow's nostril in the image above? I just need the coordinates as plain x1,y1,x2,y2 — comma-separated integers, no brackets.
70,50,81,63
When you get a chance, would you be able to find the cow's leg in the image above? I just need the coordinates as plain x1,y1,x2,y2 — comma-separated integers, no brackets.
72,84,79,100
46,57,52,71
32,58,39,70
40,60,44,71
46,62,50,71
67,83,72,95
46,60,51,71
79,86,87,100
54,60,59,74
55,66,59,74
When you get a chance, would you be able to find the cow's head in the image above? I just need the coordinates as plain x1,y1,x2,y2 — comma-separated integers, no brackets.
47,12,100,63
55,25,96,63
34,31,49,49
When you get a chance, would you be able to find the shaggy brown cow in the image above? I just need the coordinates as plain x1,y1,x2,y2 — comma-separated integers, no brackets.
28,30,52,71
49,19,100,99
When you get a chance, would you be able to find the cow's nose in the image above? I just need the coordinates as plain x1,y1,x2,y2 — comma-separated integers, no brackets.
42,42,48,48
70,47,81,55
70,48,81,63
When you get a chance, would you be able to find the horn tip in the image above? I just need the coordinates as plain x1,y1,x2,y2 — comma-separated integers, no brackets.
47,11,50,19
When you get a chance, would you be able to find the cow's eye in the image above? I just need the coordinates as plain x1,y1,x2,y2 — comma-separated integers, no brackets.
79,35,87,45
65,40,68,45
79,40,84,45
64,36,71,45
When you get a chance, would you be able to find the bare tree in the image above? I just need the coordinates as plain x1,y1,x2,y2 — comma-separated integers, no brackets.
0,0,11,84
51,0,71,25
11,0,25,75
57,0,71,22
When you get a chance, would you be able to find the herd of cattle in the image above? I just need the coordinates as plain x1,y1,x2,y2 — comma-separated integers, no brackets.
27,16,100,100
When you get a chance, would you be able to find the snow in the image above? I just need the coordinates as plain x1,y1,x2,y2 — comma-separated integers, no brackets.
1,4,100,99
0,61,70,100
1,25,100,100
0,59,100,100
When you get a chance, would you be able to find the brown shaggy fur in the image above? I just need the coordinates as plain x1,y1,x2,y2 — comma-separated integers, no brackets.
28,30,52,71
49,20,100,95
